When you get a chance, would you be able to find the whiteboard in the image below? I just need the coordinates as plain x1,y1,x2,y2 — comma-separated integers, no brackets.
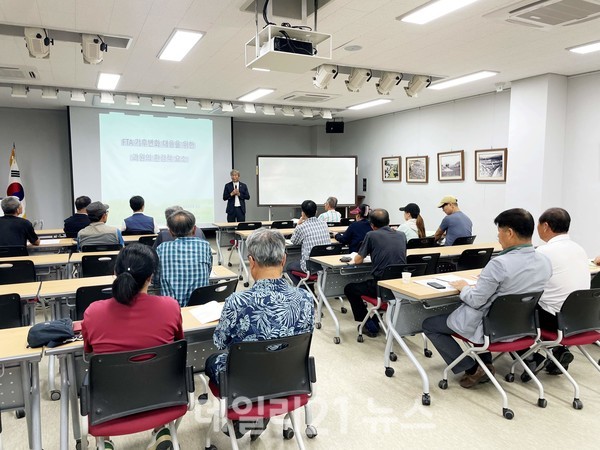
257,156,357,206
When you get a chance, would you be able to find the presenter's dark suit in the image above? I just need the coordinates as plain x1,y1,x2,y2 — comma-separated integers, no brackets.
223,181,250,222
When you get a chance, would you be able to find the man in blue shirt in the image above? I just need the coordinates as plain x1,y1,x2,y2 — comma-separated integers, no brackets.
434,195,472,245
155,210,212,306
122,195,159,234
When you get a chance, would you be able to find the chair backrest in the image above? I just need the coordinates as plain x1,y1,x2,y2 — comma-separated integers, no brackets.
590,273,600,289
270,220,295,229
81,340,191,426
452,235,477,246
236,221,262,231
407,253,441,275
483,292,542,343
188,279,238,306
406,237,437,249
0,293,23,328
378,263,428,301
456,248,493,271
138,235,157,246
81,244,123,253
81,255,118,278
220,333,314,405
306,243,348,273
340,218,356,226
75,284,113,320
326,222,341,227
0,260,36,285
557,289,600,337
0,245,28,257
436,261,457,273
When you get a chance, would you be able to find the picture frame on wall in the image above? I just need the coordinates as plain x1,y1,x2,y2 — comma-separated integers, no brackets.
437,150,464,181
406,156,429,183
475,148,508,182
382,156,401,181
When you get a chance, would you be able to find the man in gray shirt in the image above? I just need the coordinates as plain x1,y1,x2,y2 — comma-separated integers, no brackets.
423,208,552,388
434,195,472,245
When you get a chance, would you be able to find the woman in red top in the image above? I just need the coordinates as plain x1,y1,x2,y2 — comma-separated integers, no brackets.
82,243,183,450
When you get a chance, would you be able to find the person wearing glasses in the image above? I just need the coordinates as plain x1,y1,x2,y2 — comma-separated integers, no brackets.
433,195,472,246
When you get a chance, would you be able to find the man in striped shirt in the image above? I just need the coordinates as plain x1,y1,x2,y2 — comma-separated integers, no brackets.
155,210,212,306
318,196,342,223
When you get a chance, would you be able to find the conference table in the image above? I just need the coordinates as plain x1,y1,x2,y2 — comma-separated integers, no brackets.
0,281,42,324
212,221,275,265
0,253,71,279
36,228,66,239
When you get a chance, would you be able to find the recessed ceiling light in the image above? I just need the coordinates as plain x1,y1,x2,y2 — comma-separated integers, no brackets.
568,40,600,54
238,88,274,102
398,0,480,25
158,29,204,62
97,73,120,90
348,99,392,110
429,71,498,90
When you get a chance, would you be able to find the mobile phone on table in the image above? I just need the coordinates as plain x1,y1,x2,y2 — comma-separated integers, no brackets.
340,256,352,263
427,281,445,289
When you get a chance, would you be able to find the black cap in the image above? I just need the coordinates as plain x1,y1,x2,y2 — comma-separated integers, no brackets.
399,203,420,218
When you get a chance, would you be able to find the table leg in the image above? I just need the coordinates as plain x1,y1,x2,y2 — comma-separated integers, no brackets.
58,355,70,450
22,360,42,450
216,228,223,265
21,361,34,449
315,272,340,344
237,238,250,287
66,354,82,443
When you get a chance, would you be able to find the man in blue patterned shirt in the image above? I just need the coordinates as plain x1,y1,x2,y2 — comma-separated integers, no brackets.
155,210,212,306
318,196,342,223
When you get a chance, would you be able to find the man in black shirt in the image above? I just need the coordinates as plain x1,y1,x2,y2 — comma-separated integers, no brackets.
0,196,40,247
63,196,92,238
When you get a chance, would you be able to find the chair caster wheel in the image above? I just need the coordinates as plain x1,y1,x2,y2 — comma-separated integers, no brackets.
75,439,88,450
333,337,340,344
283,428,294,440
573,398,583,410
50,390,61,401
422,393,431,406
205,446,218,450
341,307,347,314
385,367,394,377
15,408,26,419
538,398,547,408
357,335,364,343
424,349,433,358
315,322,321,329
198,393,208,404
502,408,514,420
389,352,398,362
438,379,448,390
238,275,243,280
505,373,515,382
305,425,317,438
244,282,249,287
228,263,232,267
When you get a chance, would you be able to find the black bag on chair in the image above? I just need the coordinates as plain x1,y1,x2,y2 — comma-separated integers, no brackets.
27,318,75,348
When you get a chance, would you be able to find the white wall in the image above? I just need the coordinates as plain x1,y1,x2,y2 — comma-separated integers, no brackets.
329,92,511,243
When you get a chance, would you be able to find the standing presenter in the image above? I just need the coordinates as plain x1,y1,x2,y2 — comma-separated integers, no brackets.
223,169,250,222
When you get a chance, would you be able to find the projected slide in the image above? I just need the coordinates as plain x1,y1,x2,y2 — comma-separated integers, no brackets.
98,112,214,225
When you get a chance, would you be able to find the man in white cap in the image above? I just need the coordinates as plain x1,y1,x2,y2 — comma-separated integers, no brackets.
433,195,472,246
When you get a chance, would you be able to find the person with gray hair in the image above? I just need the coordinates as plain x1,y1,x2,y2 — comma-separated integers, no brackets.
155,210,212,306
0,196,40,247
318,196,342,223
153,205,205,250
223,169,250,222
205,227,314,439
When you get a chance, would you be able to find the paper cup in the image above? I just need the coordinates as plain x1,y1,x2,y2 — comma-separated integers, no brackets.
402,272,412,283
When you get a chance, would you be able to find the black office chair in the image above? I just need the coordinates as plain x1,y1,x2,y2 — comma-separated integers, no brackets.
407,253,441,275
205,333,317,448
456,248,493,271
81,244,123,252
188,279,238,306
81,255,118,278
0,260,36,285
407,237,437,249
74,285,113,320
289,243,347,295
121,230,153,236
590,272,600,289
0,246,28,257
138,235,157,246
340,218,356,226
271,220,295,229
80,340,194,450
452,235,477,246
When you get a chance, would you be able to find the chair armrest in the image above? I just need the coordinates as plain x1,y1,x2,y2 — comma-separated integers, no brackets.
309,356,317,384
218,371,228,399
185,365,195,393
80,374,90,416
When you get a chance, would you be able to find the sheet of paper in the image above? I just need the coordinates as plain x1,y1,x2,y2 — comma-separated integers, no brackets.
189,301,224,324
415,279,453,291
41,239,60,244
436,274,476,285
348,252,371,264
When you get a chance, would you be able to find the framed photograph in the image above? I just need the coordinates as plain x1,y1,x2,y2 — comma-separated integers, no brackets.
406,156,429,183
437,150,464,181
475,148,507,182
382,157,401,182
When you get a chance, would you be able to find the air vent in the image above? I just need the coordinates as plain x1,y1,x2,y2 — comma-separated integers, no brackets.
485,0,600,28
279,91,337,103
0,66,39,80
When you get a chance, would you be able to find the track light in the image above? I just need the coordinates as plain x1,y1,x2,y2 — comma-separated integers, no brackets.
174,97,188,109
301,108,313,118
100,92,114,104
243,104,256,114
345,68,371,92
221,102,234,112
125,94,140,105
321,109,332,120
404,75,431,97
24,27,52,59
11,85,28,98
82,34,108,64
281,106,295,117
41,87,58,99
200,100,213,111
376,72,403,95
262,105,275,115
151,96,165,107
70,90,86,102
313,64,338,89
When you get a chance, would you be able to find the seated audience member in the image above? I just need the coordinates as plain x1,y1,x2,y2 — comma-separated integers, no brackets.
397,203,426,241
334,204,372,253
525,208,589,375
122,195,159,234
0,196,40,247
153,205,205,250
63,196,91,238
206,227,314,439
82,243,183,450
77,202,124,250
433,195,472,245
155,210,212,306
285,200,331,285
422,208,552,388
318,196,342,223
344,208,407,338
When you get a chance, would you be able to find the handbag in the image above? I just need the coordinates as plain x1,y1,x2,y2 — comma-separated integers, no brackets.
27,318,75,348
